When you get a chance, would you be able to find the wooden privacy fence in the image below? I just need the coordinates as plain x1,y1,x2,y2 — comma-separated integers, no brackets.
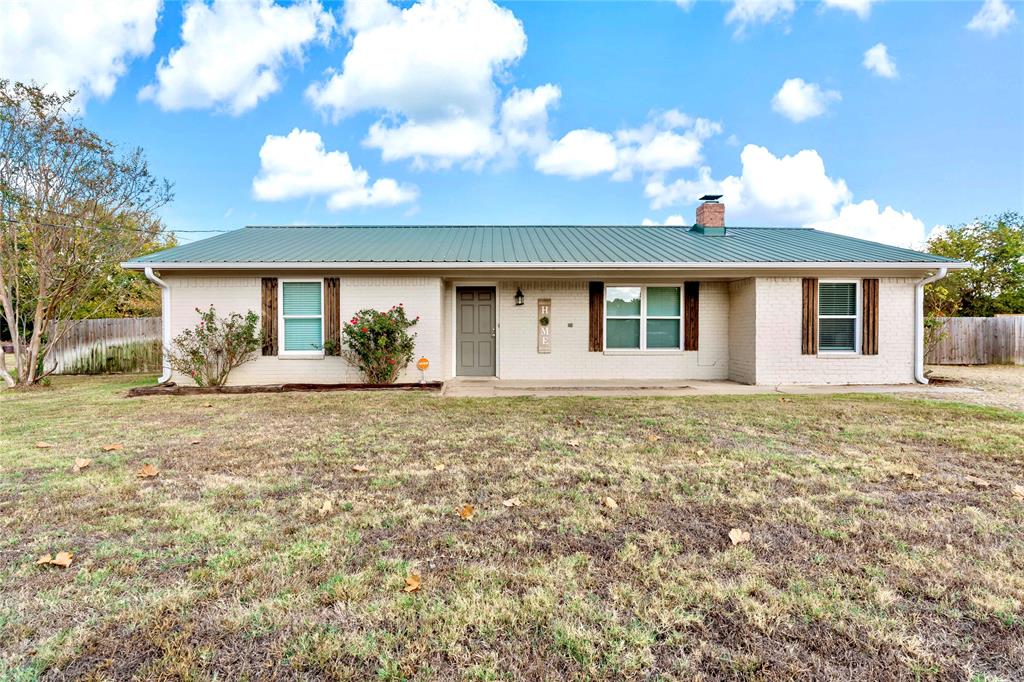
45,317,163,374
926,316,1024,365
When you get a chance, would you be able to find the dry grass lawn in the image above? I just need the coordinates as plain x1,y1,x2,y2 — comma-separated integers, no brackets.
1,375,1023,680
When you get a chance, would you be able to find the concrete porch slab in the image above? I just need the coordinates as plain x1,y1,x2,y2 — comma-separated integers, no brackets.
441,377,984,399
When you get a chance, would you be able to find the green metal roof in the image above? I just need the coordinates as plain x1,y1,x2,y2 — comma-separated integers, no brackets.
125,225,959,267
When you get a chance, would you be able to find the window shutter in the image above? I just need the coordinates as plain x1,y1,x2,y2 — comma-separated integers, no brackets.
683,282,699,351
324,277,341,355
261,277,278,356
801,278,818,355
862,278,879,355
588,281,604,352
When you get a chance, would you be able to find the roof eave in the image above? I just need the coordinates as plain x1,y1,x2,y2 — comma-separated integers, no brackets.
121,260,969,271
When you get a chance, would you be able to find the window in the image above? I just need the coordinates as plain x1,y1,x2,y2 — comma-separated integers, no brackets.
605,285,681,350
818,281,859,352
280,280,324,354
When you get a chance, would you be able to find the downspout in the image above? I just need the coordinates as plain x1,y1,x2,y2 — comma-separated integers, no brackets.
914,266,947,384
144,267,173,384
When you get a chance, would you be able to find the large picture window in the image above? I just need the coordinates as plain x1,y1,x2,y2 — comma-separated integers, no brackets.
280,280,324,354
605,285,681,350
818,281,859,352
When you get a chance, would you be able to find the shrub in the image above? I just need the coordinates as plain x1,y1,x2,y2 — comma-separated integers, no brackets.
341,305,418,383
167,306,261,387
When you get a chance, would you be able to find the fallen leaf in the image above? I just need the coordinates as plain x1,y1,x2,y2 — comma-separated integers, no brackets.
728,528,751,545
1012,484,1024,499
35,552,74,568
72,458,92,472
318,499,333,516
404,573,421,593
137,463,159,478
965,475,991,488
458,504,475,520
351,465,368,472
433,463,446,471
502,497,522,508
203,402,213,408
50,551,73,568
604,496,618,510
189,439,201,445
101,443,123,452
35,442,54,449
566,439,581,448
646,434,661,443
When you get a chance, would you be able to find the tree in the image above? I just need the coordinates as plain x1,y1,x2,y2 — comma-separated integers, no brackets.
0,80,173,386
925,212,1024,317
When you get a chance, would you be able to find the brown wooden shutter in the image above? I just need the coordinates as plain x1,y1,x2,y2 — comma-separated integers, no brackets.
588,281,604,351
683,282,699,351
862,278,879,355
261,277,278,356
801,278,818,355
324,277,341,355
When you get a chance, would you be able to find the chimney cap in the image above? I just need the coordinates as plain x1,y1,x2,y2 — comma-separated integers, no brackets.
699,194,723,202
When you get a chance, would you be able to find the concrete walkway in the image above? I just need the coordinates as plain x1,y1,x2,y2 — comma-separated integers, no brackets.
441,377,982,398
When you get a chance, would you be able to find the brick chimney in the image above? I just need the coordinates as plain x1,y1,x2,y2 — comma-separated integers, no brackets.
692,195,726,235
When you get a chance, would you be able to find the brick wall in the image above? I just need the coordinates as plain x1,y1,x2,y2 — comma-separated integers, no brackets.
164,273,444,385
481,280,730,380
727,278,757,384
752,277,916,385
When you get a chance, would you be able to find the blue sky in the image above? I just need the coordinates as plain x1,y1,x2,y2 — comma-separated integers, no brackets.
2,0,1021,246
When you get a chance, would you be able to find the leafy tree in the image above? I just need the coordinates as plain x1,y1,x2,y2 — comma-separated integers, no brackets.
925,212,1024,317
0,80,172,386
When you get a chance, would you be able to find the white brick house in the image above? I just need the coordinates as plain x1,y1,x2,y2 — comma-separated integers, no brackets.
123,199,963,387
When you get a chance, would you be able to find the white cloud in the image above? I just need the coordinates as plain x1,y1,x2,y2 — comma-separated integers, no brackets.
535,129,618,179
642,215,687,226
821,0,879,20
725,0,795,36
0,0,159,108
500,84,562,155
307,0,528,166
644,144,925,246
673,0,696,10
536,109,721,181
252,128,417,210
809,199,925,247
967,0,1017,36
771,78,841,122
140,0,334,115
863,43,898,78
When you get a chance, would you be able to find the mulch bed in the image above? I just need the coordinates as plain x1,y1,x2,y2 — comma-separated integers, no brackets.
127,381,443,397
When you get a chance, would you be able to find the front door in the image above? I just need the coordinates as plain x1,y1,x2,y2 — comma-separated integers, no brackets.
456,286,496,376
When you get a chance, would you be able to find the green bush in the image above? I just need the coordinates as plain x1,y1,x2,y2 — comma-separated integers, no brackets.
167,306,261,387
341,305,418,384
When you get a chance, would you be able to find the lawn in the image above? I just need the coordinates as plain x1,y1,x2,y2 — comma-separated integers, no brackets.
1,376,1023,680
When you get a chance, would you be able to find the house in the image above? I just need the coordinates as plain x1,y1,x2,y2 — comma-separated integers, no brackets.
122,198,964,386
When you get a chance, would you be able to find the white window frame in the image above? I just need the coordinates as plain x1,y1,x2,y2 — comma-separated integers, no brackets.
278,278,325,357
818,279,861,354
604,284,683,352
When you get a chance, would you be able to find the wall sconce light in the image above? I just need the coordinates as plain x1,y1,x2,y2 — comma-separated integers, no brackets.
514,288,525,306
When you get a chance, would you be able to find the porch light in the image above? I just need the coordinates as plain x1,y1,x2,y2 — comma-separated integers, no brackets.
514,288,525,306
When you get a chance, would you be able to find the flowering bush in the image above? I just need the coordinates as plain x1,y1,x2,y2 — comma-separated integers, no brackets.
341,305,418,383
167,306,261,387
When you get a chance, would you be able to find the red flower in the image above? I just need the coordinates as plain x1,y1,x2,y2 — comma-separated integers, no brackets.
361,327,368,333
